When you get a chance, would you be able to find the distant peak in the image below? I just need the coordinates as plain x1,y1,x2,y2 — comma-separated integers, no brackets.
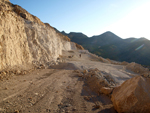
105,31,112,33
100,31,121,38
103,31,116,35
61,31,66,33
69,32,83,34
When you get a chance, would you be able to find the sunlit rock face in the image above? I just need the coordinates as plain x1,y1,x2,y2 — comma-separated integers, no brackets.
0,0,33,70
0,0,78,71
25,21,72,64
111,76,150,113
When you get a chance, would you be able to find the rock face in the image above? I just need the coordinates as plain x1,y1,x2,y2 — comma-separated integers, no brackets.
0,0,82,71
25,21,71,64
0,0,33,70
111,76,150,113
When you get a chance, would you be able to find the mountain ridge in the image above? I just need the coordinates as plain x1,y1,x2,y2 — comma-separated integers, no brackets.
61,31,150,66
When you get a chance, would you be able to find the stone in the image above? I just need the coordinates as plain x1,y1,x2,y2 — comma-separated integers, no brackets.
35,93,38,96
2,72,6,75
111,76,150,113
21,70,27,75
14,110,19,113
16,70,21,75
83,69,88,74
100,87,113,95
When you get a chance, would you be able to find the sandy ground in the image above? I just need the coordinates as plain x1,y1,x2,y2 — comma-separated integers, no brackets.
0,50,137,113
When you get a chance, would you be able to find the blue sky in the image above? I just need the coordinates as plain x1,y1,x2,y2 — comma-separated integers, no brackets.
10,0,150,39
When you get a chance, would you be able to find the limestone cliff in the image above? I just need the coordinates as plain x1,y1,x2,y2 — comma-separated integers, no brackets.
0,0,82,71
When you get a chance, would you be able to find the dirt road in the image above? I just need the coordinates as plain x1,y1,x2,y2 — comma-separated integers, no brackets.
0,68,116,113
0,50,136,113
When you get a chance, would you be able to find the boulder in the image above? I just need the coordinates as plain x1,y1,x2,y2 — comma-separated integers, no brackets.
100,87,113,95
83,69,88,74
111,76,150,113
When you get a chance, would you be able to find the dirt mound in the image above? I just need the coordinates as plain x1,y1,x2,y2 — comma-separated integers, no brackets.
126,62,149,75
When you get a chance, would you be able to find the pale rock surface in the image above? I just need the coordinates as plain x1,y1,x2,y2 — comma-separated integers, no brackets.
111,76,150,113
0,0,32,70
0,0,78,71
25,21,71,64
70,42,77,50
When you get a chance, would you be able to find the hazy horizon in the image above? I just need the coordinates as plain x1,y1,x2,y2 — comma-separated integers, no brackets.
10,0,150,39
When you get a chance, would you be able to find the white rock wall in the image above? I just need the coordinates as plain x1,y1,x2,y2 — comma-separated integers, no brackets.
25,20,72,64
0,5,32,71
0,0,73,71
70,42,77,50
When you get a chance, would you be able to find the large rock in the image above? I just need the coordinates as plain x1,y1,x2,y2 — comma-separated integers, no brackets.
111,76,150,113
100,87,113,95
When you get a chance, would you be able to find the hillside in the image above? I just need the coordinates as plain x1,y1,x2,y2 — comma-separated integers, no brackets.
62,31,150,66
0,0,82,72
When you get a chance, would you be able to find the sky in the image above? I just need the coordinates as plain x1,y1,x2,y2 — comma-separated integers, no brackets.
9,0,150,39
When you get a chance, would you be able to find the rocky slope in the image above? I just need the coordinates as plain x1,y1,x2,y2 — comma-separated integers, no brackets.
0,0,82,71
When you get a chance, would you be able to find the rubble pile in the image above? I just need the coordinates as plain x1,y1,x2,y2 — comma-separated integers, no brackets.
74,68,116,96
126,62,150,77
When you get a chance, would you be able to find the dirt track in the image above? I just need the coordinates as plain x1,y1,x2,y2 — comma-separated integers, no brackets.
0,50,136,113
0,68,116,113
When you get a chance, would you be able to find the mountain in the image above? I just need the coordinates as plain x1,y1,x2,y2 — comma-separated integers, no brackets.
61,31,89,45
89,31,122,46
118,38,150,65
62,31,150,66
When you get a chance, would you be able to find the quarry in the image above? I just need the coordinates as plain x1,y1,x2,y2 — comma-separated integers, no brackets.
0,0,150,113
